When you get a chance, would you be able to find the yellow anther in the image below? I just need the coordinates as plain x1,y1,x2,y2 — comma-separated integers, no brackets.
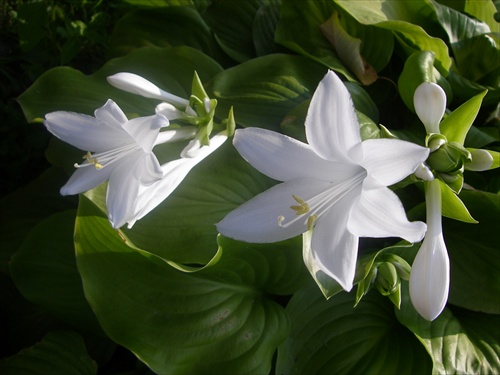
94,162,104,170
83,151,93,160
290,194,309,215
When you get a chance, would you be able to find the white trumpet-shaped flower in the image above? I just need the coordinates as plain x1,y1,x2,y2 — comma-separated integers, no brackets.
410,179,450,321
217,71,429,291
44,99,195,229
413,82,446,135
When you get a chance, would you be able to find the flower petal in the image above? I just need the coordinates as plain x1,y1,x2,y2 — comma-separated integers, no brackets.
44,111,131,152
347,178,427,243
413,82,446,134
233,128,359,183
136,153,163,185
106,155,143,229
361,138,429,186
305,70,362,163
309,191,360,291
94,99,128,128
217,178,332,243
128,132,227,227
154,127,197,146
122,114,168,152
107,72,189,108
60,165,112,195
409,233,450,321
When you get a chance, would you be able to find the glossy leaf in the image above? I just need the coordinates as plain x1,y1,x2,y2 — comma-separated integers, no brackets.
0,330,97,375
396,283,500,374
335,0,451,73
209,54,326,130
440,179,477,223
9,210,103,335
75,195,307,374
276,0,393,82
276,281,432,374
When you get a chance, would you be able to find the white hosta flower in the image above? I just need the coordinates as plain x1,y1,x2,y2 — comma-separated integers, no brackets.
107,72,189,108
414,82,447,134
217,71,429,291
410,179,450,321
44,99,194,229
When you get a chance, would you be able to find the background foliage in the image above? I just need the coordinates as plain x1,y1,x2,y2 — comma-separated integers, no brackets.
1,0,499,374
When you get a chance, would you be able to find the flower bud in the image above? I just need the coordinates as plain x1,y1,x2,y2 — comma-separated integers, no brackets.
414,82,447,134
465,149,494,171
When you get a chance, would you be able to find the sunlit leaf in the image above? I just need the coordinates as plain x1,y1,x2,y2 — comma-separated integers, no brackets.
75,195,307,374
397,283,500,373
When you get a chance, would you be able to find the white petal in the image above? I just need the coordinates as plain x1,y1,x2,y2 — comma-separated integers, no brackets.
348,178,427,243
217,178,332,243
44,111,130,152
122,114,167,152
107,72,189,108
413,82,446,134
233,128,359,183
136,153,163,185
409,233,450,321
309,191,360,291
305,70,362,162
154,127,197,146
156,102,187,120
128,132,227,227
361,138,430,186
94,99,128,127
60,165,112,195
106,156,143,229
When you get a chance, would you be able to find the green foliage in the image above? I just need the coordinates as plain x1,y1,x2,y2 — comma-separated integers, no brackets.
3,0,500,373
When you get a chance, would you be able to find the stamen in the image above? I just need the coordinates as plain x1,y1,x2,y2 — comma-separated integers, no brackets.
307,215,318,231
73,144,141,170
290,195,310,215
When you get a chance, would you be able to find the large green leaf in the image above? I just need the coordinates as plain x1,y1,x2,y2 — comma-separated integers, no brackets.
0,330,97,375
209,54,326,130
444,189,500,313
276,0,394,82
75,195,307,374
18,46,223,122
431,1,498,82
396,283,500,374
276,281,432,374
335,0,452,73
0,167,76,274
203,0,267,62
107,7,226,62
9,210,103,335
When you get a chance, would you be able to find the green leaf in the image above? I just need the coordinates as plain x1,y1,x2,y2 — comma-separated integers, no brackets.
444,189,500,313
9,210,103,335
107,7,227,63
203,0,266,62
431,1,498,82
464,0,499,31
0,330,97,375
74,195,305,374
440,90,488,145
0,167,76,274
209,54,326,130
335,0,452,73
18,46,223,122
276,281,432,374
396,283,500,374
276,0,393,82
253,0,287,56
